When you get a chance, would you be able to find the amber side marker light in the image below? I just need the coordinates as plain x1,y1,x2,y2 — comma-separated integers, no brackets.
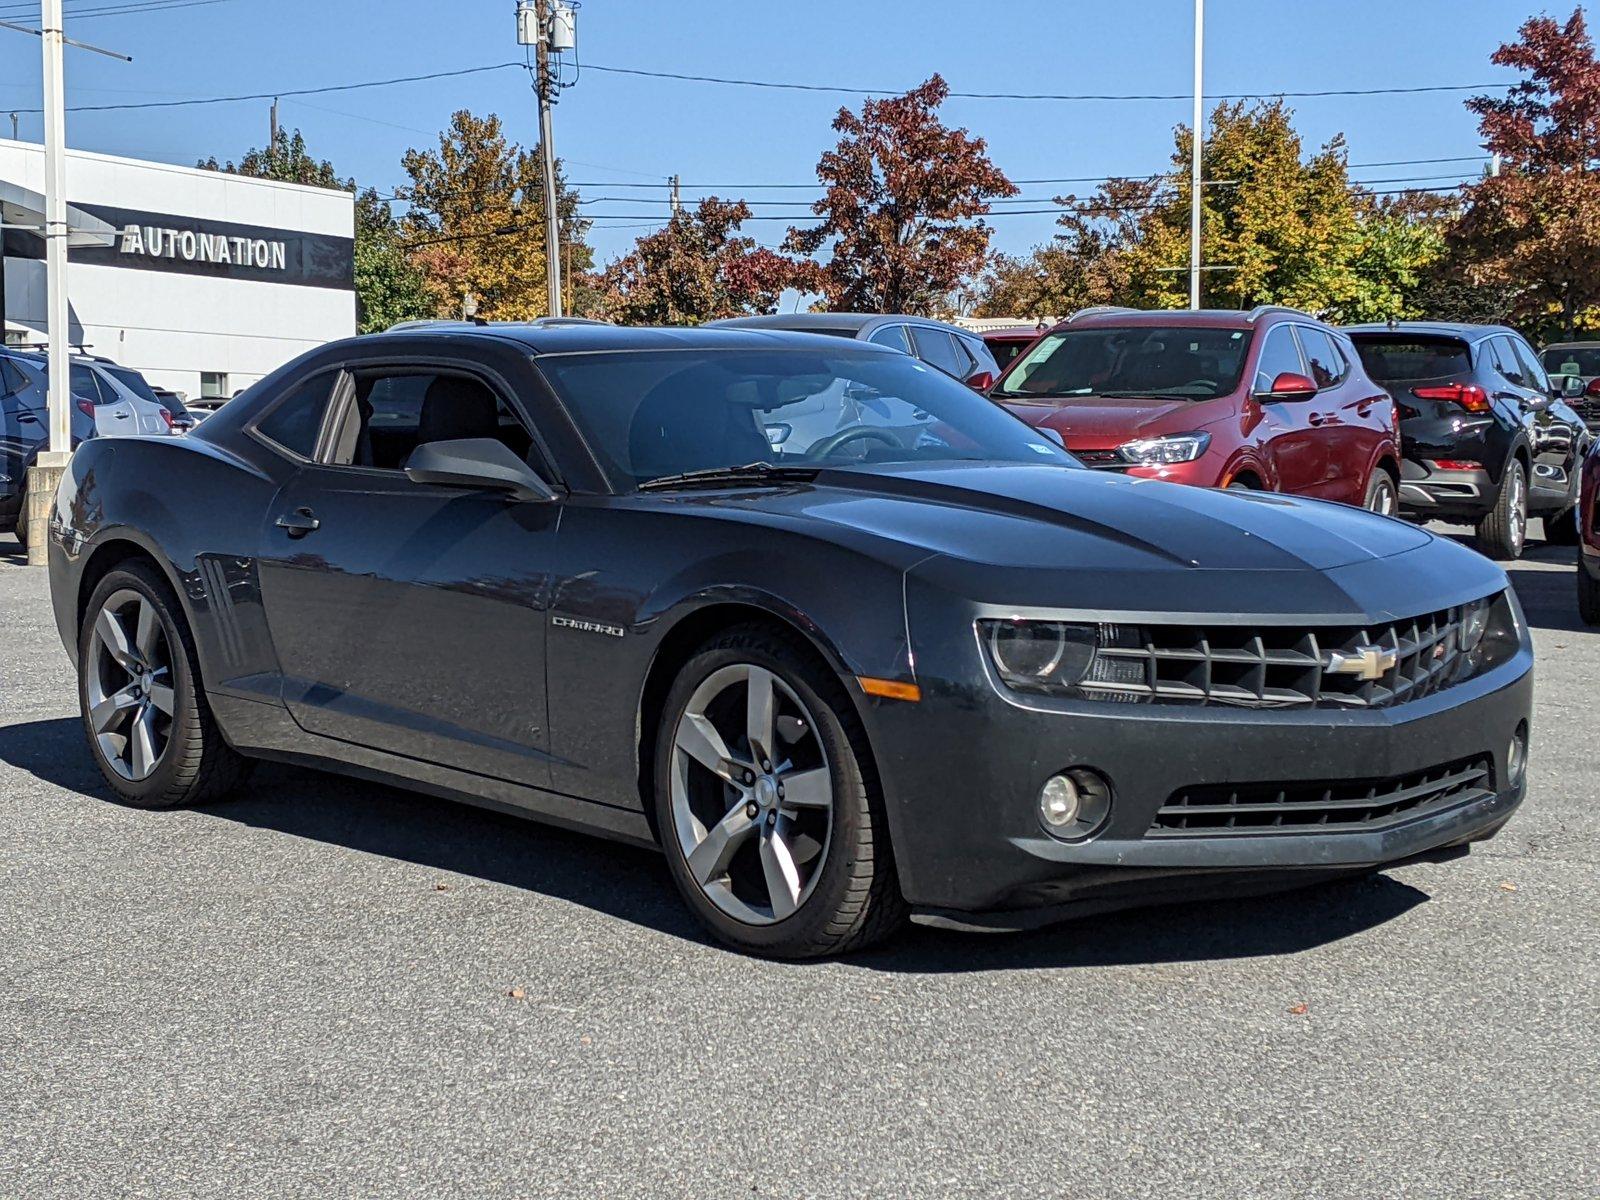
857,676,922,703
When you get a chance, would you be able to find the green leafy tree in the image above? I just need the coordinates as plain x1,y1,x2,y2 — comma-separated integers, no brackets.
596,198,819,325
786,76,1016,314
399,110,591,321
199,128,432,333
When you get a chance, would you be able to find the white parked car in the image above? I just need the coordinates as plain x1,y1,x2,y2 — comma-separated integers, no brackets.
71,358,176,436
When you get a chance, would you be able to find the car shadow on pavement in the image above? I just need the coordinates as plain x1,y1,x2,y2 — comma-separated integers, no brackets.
0,542,28,568
1,715,1433,971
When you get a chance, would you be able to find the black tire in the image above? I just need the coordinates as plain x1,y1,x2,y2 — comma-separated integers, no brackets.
10,474,26,546
78,560,252,808
1476,459,1527,561
1580,562,1600,626
1543,506,1582,545
1362,468,1398,516
653,625,907,958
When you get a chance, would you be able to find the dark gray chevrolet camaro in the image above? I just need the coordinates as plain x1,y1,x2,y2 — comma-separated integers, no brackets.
45,323,1533,957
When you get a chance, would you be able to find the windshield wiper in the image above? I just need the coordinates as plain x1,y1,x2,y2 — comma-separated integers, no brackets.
636,461,822,492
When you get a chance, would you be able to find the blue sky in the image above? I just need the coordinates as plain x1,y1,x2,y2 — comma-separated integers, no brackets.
0,0,1560,264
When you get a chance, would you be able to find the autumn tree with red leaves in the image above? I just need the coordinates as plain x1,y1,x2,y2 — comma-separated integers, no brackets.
1455,8,1600,337
786,75,1016,315
595,198,819,325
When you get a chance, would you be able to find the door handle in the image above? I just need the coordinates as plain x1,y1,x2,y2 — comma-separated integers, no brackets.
275,507,320,537
1309,413,1328,426
17,411,39,423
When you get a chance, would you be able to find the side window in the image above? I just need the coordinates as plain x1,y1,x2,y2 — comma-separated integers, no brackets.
1253,326,1305,392
909,327,969,378
1489,337,1528,387
254,373,338,459
1510,338,1551,392
326,367,535,473
962,333,1000,375
867,324,911,354
1,360,28,398
1294,327,1348,389
70,364,104,404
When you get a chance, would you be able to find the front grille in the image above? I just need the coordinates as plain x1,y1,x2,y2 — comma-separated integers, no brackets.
1149,755,1494,837
1083,597,1500,710
1073,449,1126,470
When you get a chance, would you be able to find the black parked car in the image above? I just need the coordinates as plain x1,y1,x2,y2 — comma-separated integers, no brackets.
710,312,1003,390
45,324,1532,957
1345,322,1591,559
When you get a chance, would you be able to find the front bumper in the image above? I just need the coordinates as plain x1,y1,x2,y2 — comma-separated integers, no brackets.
870,579,1533,924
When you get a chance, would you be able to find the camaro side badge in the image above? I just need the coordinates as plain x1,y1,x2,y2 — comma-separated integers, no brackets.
552,615,626,638
1326,644,1399,681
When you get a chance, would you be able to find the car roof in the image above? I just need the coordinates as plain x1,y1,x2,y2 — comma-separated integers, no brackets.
709,312,979,335
1343,321,1517,341
1047,309,1260,333
1540,339,1600,350
366,321,903,356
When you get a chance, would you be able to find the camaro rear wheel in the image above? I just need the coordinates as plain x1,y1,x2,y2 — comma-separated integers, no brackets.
654,626,906,957
78,562,251,808
1476,460,1527,560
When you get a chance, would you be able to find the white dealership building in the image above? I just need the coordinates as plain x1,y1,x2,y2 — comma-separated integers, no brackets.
1,138,356,398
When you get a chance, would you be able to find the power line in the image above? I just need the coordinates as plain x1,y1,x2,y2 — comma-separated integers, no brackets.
0,0,236,18
12,62,524,115
582,62,1515,103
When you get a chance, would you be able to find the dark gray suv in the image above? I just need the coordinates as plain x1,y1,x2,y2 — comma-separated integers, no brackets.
1345,322,1592,560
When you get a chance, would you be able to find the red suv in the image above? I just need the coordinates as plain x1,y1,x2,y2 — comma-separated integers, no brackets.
990,306,1402,512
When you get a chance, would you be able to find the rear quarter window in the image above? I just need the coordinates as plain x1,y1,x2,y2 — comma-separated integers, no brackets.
1350,337,1472,384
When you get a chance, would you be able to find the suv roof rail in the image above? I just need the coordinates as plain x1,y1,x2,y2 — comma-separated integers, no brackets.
1064,305,1139,324
1245,304,1313,323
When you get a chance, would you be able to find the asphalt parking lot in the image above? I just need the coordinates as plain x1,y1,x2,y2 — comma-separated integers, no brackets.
1,534,1596,1200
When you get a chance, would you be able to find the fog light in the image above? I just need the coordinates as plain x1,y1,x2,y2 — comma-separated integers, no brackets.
1508,722,1528,788
1039,774,1081,827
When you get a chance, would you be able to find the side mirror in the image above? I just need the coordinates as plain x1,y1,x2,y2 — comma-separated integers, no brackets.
965,370,996,392
403,438,557,503
1561,374,1586,398
1256,371,1319,402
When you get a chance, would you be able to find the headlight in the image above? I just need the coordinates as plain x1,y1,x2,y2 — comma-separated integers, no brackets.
1117,431,1211,465
1460,597,1490,653
981,620,1098,692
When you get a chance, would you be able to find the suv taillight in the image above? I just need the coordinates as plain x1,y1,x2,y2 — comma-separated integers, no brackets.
76,399,95,418
157,407,174,431
1412,383,1490,413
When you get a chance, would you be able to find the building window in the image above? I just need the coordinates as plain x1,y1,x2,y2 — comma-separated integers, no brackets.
201,371,229,398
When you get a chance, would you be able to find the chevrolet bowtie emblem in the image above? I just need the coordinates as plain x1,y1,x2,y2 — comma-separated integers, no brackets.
1327,644,1398,681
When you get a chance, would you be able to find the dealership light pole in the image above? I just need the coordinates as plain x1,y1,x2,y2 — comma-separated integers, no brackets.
1189,0,1204,309
0,5,127,561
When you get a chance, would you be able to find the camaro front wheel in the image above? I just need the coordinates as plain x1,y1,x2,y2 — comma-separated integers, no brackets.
654,626,906,957
78,561,251,808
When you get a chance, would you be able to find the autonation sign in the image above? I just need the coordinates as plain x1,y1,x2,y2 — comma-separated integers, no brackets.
119,223,288,270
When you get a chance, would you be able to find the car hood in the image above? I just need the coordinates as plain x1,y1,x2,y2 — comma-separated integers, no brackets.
656,461,1506,621
997,395,1218,446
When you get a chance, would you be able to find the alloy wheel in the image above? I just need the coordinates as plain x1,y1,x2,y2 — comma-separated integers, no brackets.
85,589,174,781
669,662,834,925
1508,468,1526,554
1367,475,1397,516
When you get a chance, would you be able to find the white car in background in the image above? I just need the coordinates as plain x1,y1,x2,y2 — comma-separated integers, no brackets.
70,357,178,437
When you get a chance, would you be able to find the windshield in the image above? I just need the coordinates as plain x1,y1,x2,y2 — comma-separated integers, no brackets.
1350,336,1471,384
536,347,1075,489
994,325,1252,401
1542,346,1600,376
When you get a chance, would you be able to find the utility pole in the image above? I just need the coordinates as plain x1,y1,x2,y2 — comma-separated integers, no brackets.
7,112,15,139
669,174,681,216
1189,0,1204,310
520,0,574,318
270,96,278,145
531,0,562,317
